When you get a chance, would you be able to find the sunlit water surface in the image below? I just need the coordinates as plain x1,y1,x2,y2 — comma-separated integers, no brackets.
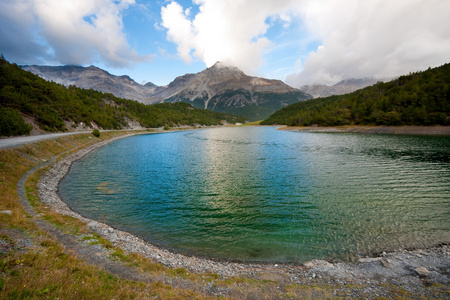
60,127,450,263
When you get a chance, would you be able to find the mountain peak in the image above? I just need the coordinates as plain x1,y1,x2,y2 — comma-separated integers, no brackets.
211,61,225,68
21,64,159,101
206,61,240,71
148,63,311,120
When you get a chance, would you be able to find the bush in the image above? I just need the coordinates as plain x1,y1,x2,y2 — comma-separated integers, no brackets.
0,106,32,136
92,129,100,137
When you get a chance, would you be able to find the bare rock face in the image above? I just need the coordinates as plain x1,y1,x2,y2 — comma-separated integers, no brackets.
21,65,158,102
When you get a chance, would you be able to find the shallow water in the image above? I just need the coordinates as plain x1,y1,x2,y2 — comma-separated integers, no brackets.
59,127,450,263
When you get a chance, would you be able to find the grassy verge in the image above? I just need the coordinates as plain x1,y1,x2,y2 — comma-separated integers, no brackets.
242,121,262,126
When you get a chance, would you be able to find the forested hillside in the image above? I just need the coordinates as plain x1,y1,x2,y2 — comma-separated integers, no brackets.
262,63,450,126
0,57,246,136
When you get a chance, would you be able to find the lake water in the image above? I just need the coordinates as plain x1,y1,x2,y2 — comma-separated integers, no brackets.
59,127,450,263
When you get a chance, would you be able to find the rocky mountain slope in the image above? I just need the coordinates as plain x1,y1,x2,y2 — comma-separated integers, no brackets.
22,65,158,102
300,78,379,98
148,62,311,120
22,62,311,121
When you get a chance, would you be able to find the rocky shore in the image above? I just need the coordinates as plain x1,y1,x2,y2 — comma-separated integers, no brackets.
280,125,450,135
37,131,449,294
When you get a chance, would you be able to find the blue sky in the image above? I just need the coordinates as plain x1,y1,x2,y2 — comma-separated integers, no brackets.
1,0,449,87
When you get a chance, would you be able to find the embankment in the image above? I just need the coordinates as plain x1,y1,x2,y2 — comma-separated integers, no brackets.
280,125,450,135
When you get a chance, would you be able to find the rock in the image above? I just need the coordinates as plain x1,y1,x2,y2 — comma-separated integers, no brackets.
415,267,431,277
0,210,12,215
303,260,334,268
381,258,394,269
358,257,382,263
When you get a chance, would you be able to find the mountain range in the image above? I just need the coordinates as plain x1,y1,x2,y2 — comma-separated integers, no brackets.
299,78,379,98
23,62,311,121
22,65,158,102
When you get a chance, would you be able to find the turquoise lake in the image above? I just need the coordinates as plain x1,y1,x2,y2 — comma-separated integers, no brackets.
59,127,450,263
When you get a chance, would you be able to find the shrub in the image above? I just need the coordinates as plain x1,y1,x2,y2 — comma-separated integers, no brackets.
92,129,100,137
0,106,32,136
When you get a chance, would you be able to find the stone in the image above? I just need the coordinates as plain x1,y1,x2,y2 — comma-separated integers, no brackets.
0,210,12,215
303,260,334,268
358,257,382,263
381,258,394,269
415,267,430,277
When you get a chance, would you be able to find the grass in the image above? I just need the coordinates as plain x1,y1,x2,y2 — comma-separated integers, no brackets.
242,120,262,126
1,129,448,299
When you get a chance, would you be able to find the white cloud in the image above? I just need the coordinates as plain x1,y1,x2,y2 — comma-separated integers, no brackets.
286,0,450,86
0,0,149,67
160,0,298,74
161,2,196,63
161,0,450,87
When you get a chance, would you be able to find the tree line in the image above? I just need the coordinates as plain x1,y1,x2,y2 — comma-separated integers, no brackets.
0,56,246,136
262,63,450,126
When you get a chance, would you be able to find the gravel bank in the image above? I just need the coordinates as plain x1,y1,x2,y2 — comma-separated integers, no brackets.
37,131,450,295
280,125,450,135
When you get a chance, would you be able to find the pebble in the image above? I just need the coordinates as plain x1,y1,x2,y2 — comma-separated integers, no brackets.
358,257,382,263
415,267,430,277
380,259,394,269
303,260,334,268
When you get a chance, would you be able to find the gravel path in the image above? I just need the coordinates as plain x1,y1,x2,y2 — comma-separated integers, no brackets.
15,131,450,298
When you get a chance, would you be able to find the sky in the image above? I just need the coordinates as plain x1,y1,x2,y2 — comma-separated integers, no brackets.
1,0,449,88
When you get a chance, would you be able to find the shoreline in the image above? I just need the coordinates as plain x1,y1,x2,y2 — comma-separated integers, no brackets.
279,125,450,135
36,130,450,288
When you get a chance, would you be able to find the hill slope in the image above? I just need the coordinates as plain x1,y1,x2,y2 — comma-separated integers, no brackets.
262,64,450,126
0,57,246,136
